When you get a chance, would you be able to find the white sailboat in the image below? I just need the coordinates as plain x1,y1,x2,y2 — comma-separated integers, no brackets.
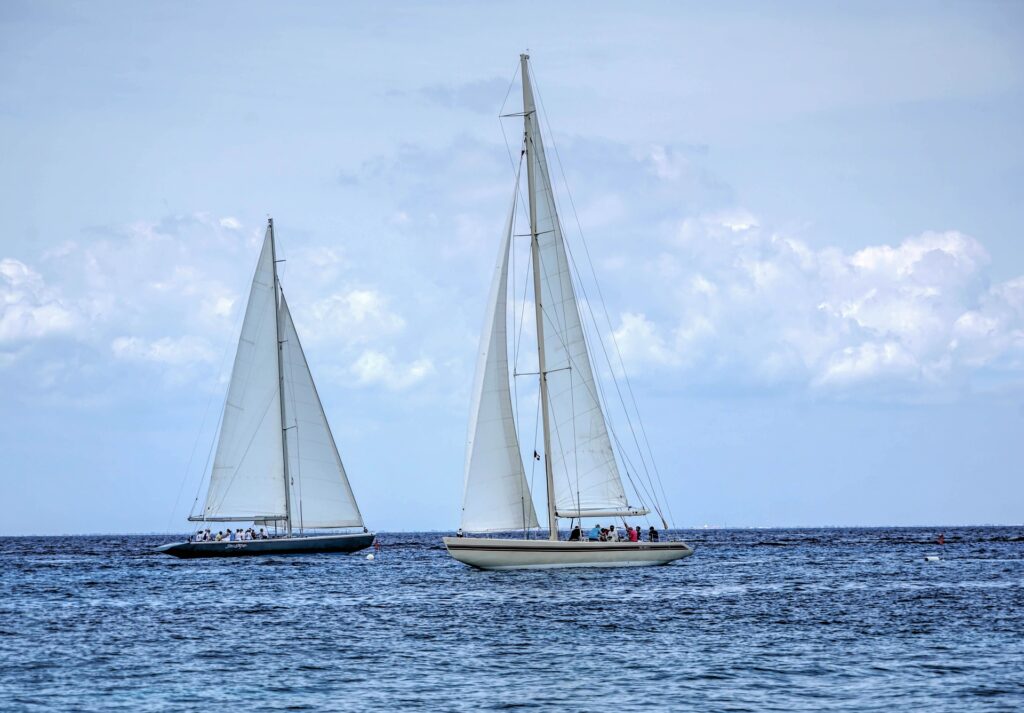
444,55,694,570
159,219,374,558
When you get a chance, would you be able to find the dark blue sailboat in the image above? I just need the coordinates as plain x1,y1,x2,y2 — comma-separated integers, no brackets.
160,219,374,559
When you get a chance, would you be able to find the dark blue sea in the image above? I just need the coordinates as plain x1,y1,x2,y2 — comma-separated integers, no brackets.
1,527,1022,712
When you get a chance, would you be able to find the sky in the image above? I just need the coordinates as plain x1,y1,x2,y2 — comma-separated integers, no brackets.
2,1,1022,534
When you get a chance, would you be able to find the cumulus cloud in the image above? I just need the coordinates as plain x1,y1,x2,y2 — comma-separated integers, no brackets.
611,312,680,368
302,289,405,344
350,349,433,390
607,213,1024,394
0,258,77,344
111,335,216,366
2,213,440,400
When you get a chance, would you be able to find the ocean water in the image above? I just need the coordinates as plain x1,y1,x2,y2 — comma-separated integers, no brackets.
1,527,1022,712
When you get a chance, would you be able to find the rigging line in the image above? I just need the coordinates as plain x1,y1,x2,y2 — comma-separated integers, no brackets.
610,430,658,513
508,154,528,424
166,381,222,532
546,373,581,520
501,131,530,376
527,184,594,519
536,298,651,509
570,354,581,515
536,297,630,475
510,162,520,442
531,69,674,527
534,275,662,520
498,59,521,120
531,71,673,528
169,242,259,531
526,99,644,483
527,383,541,530
498,64,530,215
189,395,226,521
512,212,533,378
283,318,304,535
535,139,651,490
529,192,649,497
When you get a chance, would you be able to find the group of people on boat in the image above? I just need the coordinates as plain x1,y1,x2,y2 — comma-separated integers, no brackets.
190,527,271,543
567,523,660,543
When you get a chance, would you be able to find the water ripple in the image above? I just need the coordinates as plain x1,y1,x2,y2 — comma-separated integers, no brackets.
0,527,1022,711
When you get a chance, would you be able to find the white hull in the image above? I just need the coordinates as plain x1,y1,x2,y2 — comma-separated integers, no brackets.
443,536,694,570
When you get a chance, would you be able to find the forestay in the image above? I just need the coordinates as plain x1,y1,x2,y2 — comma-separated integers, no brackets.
523,67,630,515
280,294,364,529
201,228,288,521
459,179,540,533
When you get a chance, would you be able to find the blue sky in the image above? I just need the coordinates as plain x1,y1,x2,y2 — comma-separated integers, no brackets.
2,1,1022,534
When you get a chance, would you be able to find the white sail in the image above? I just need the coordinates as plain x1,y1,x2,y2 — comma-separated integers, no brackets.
523,65,630,515
280,294,364,529
201,227,288,521
460,182,540,532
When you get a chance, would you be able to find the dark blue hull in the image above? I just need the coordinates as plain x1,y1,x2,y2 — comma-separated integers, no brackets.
157,533,375,558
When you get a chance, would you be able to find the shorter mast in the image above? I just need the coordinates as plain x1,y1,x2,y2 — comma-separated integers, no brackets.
269,217,293,537
521,53,559,542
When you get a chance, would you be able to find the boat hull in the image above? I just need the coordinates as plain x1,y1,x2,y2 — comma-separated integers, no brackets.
443,536,694,570
157,532,375,558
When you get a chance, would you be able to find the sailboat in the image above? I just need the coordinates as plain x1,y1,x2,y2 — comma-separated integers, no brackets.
443,55,694,570
159,219,375,558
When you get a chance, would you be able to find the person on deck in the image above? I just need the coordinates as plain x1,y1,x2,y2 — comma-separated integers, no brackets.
648,526,659,542
259,528,267,539
628,526,638,543
588,524,601,541
608,525,619,542
568,525,581,541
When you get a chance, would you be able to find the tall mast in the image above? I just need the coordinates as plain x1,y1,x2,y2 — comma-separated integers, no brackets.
269,217,293,537
521,53,559,541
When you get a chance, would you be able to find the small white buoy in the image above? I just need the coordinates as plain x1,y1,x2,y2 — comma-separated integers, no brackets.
924,555,940,562
366,553,375,561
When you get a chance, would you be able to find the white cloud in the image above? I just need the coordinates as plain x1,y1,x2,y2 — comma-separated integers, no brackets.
814,341,919,387
350,349,433,390
611,312,680,368
0,258,77,344
302,289,405,344
111,335,216,366
3,214,435,397
608,213,1024,394
219,217,241,230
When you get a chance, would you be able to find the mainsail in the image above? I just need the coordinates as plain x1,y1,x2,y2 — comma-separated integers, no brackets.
201,227,288,521
280,294,364,529
522,59,631,517
460,177,540,532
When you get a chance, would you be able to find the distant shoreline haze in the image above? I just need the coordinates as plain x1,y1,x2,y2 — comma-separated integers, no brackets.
4,524,1022,538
